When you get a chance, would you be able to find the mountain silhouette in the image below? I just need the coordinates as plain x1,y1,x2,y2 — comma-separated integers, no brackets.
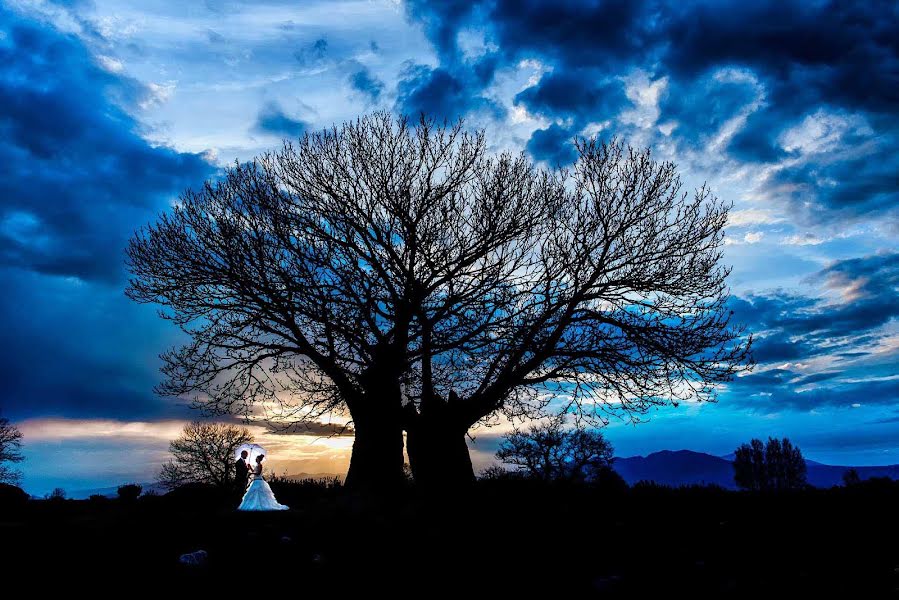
614,449,899,489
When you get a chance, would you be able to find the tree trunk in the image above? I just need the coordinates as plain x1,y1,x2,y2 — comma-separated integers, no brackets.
406,418,475,490
344,414,406,491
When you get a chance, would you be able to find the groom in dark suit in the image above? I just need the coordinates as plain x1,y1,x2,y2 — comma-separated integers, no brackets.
234,450,250,500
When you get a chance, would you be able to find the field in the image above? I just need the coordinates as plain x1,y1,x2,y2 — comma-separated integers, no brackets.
3,479,898,595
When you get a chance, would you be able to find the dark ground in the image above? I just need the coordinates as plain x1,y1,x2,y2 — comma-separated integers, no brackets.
3,479,899,596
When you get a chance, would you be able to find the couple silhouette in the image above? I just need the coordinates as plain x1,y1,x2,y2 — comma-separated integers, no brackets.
234,450,289,511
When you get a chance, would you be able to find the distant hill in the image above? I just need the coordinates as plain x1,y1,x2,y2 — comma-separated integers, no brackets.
613,450,899,489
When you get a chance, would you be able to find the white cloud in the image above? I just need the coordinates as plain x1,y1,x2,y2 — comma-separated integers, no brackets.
743,231,764,244
725,230,764,245
779,109,873,155
782,232,825,246
707,68,767,153
96,54,124,73
728,208,785,227
619,70,667,130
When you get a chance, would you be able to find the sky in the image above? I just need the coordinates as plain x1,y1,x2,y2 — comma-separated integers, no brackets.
1,0,897,495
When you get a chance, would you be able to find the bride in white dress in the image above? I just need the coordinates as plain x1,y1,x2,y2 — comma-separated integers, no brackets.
238,454,289,511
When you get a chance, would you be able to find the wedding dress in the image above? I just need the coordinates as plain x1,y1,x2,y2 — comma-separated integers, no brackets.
238,464,289,511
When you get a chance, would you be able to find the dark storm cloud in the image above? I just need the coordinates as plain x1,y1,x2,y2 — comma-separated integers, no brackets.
0,8,213,419
0,269,184,420
348,64,385,102
487,0,655,68
0,8,213,284
395,63,504,120
659,0,899,116
403,0,480,61
402,0,899,224
514,70,627,121
254,101,308,137
525,124,578,166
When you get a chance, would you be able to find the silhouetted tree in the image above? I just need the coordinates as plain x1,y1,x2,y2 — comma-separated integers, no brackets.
496,416,615,482
158,422,253,490
842,467,861,487
733,437,807,491
117,483,142,501
733,438,766,491
127,112,751,490
0,417,24,486
47,487,66,500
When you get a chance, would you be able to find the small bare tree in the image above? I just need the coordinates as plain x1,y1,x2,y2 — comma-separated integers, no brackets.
496,417,615,482
158,421,253,490
0,417,24,486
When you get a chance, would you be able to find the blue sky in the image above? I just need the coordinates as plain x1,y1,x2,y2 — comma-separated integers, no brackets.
1,0,897,494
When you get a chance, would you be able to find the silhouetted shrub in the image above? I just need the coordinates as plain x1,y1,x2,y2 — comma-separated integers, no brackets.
0,482,29,508
854,476,896,494
478,465,524,481
632,480,672,491
88,494,109,503
117,483,142,501
267,474,343,506
46,487,67,501
842,468,861,487
591,466,629,493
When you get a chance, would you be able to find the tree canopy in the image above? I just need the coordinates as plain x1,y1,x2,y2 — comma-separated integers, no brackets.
733,437,807,491
128,112,752,489
496,416,615,483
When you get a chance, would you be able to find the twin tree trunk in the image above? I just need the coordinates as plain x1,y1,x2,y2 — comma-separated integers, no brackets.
407,393,478,490
343,378,407,490
343,391,477,491
406,419,475,489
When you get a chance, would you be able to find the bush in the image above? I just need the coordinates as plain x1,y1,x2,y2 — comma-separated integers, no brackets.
478,465,524,482
591,466,629,493
0,482,29,508
842,468,862,487
117,483,142,501
267,475,342,501
47,487,67,501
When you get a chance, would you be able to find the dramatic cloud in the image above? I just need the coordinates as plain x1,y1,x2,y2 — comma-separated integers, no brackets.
395,62,503,121
2,0,898,489
727,252,899,411
401,0,899,226
255,100,308,137
0,7,213,283
525,124,578,165
348,63,385,101
0,7,212,422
